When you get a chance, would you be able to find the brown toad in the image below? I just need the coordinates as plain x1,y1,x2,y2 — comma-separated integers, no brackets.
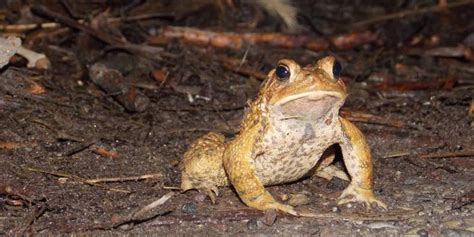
180,56,386,216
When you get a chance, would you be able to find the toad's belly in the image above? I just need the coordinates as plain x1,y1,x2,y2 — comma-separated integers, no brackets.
253,122,337,186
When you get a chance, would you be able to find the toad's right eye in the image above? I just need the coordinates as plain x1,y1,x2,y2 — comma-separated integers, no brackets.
332,61,342,77
276,64,290,81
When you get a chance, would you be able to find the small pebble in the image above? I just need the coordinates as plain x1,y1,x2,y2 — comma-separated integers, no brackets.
181,202,197,214
261,209,278,226
110,213,122,223
58,178,68,184
367,222,397,229
288,193,311,206
211,223,228,232
194,193,207,202
247,218,259,230
118,223,132,230
416,229,429,237
326,178,346,191
395,171,401,179
404,178,417,185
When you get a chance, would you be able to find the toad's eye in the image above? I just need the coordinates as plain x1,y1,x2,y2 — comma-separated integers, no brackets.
332,61,342,77
275,64,290,80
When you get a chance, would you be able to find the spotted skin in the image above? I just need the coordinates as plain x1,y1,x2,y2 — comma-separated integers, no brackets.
180,56,386,215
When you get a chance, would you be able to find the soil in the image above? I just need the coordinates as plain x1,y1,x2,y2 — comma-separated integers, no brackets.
1,1,473,236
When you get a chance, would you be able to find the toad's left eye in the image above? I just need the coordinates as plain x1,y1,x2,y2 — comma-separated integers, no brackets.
276,64,290,80
332,61,342,77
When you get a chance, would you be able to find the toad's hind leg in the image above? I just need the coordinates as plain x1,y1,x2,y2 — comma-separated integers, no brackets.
180,132,229,203
311,146,349,181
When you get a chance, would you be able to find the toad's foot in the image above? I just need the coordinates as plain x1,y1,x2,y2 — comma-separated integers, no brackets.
196,185,219,204
263,202,299,216
182,181,219,204
315,165,350,181
261,201,325,217
337,184,387,210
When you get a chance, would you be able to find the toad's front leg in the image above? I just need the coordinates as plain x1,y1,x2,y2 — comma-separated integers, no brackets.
222,125,299,216
337,118,386,209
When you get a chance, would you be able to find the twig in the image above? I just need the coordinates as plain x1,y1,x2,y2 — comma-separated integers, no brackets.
352,0,474,28
108,12,175,23
127,191,175,219
16,46,51,69
158,26,327,50
105,192,175,230
381,151,411,159
31,5,124,46
0,13,173,32
31,5,163,61
23,205,48,228
22,166,131,193
0,22,62,32
85,173,162,184
152,26,378,51
12,204,49,235
419,150,474,159
63,140,97,156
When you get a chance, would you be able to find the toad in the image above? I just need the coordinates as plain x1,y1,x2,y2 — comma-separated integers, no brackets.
180,56,386,216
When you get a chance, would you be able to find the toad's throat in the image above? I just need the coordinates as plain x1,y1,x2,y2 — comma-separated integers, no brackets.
273,91,342,120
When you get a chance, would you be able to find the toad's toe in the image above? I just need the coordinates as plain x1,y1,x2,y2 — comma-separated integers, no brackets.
337,184,387,210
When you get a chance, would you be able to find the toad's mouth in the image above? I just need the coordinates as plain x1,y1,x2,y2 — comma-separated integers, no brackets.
274,91,343,119
274,91,343,106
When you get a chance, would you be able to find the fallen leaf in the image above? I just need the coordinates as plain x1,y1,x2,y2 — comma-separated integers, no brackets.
94,146,119,159
152,69,169,82
0,142,21,149
25,81,46,94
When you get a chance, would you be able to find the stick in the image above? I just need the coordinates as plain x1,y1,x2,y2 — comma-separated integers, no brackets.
31,5,163,61
22,166,131,193
419,150,474,159
31,5,124,46
85,173,162,184
352,0,474,28
99,191,176,230
63,140,96,156
0,13,173,32
128,191,175,219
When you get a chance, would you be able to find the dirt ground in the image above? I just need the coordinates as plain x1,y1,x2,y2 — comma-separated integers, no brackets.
1,1,473,236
